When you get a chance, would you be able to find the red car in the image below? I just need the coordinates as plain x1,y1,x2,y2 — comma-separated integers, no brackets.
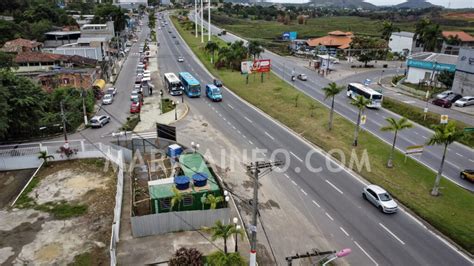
130,101,141,113
432,94,462,108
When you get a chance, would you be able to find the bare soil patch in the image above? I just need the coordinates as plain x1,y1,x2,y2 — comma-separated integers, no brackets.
0,169,36,209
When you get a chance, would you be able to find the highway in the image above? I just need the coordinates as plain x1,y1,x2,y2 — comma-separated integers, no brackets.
159,12,472,265
190,12,474,192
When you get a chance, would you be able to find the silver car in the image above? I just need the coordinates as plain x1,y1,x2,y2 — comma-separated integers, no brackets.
362,185,398,213
102,94,113,105
454,96,474,107
89,115,110,128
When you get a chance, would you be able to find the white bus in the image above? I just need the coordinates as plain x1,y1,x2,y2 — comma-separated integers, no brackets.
347,83,383,108
164,72,183,96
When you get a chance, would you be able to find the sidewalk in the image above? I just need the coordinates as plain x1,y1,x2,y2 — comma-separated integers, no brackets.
374,77,474,126
134,95,189,132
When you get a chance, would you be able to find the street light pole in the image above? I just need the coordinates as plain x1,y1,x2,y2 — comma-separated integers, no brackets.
60,100,68,143
208,0,211,42
233,217,239,252
200,0,204,43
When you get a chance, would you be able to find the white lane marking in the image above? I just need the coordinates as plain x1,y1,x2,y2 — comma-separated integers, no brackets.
379,223,405,245
237,130,241,134
243,135,247,139
340,227,349,237
249,140,253,145
354,241,379,266
414,132,419,135
469,159,474,163
381,115,387,118
211,106,215,110
325,212,334,221
291,180,297,186
232,125,236,130
244,116,253,123
284,173,290,179
264,131,275,141
403,100,416,104
290,152,303,162
300,189,307,196
227,104,234,109
312,200,320,208
455,153,463,157
223,117,227,121
421,135,428,139
227,121,232,126
325,180,344,194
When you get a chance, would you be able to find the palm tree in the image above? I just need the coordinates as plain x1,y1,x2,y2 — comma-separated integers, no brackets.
204,194,224,209
205,220,234,254
248,40,264,60
350,96,371,146
381,20,400,41
37,150,54,166
171,187,185,211
322,82,344,131
380,117,413,168
205,41,219,64
207,250,246,266
426,122,464,196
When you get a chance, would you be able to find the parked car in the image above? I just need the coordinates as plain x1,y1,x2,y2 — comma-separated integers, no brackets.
102,94,114,105
106,87,117,96
432,94,462,108
177,56,184,62
206,84,222,102
130,101,141,113
213,79,223,87
130,90,140,101
454,96,474,107
297,74,307,81
436,90,454,99
460,169,474,182
90,115,110,128
362,184,398,213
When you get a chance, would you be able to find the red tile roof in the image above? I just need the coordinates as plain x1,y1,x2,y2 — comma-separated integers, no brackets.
306,32,353,49
14,52,67,63
442,31,474,42
0,38,42,53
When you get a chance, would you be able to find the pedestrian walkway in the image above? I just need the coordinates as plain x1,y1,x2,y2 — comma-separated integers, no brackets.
134,96,189,132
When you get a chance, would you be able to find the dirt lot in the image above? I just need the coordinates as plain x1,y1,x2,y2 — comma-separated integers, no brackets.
0,159,116,265
0,169,36,209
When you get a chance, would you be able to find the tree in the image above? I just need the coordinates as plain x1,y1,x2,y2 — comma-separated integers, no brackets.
381,20,400,42
414,18,442,52
444,35,461,46
322,82,344,131
0,85,10,138
169,247,203,266
0,52,16,70
205,41,219,64
92,4,128,32
205,220,234,254
380,117,413,168
437,70,454,89
37,151,54,166
204,194,224,209
171,187,185,211
426,122,465,196
350,36,387,67
207,250,246,266
247,40,263,60
350,96,370,146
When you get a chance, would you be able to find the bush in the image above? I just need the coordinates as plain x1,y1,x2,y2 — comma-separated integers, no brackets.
121,115,140,131
391,75,405,84
169,247,203,266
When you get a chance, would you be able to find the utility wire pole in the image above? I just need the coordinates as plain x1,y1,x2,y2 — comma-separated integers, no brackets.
195,0,198,38
208,0,211,42
246,160,283,266
200,0,204,43
60,101,68,143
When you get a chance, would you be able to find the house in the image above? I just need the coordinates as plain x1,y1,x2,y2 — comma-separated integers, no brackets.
43,46,104,61
13,52,99,74
36,68,100,92
441,31,474,55
452,47,474,96
388,31,423,56
405,52,457,85
44,31,81,48
306,31,353,55
115,0,148,9
0,38,43,54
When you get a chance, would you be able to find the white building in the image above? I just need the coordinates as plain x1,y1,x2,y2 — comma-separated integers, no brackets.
405,53,457,85
452,48,474,96
115,0,147,9
389,31,423,56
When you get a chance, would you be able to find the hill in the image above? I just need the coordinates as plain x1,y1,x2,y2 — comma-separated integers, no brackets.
309,0,376,9
395,0,439,9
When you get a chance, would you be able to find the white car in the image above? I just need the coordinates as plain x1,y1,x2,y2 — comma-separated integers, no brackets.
106,87,117,96
297,74,307,81
454,96,474,107
177,56,184,62
90,115,110,128
102,94,113,105
130,90,140,101
362,185,398,213
436,90,454,99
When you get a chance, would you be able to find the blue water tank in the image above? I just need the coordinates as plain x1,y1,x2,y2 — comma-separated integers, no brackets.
192,173,208,187
174,175,190,190
167,144,183,158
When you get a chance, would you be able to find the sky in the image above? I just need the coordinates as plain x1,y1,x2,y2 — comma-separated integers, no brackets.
363,0,474,8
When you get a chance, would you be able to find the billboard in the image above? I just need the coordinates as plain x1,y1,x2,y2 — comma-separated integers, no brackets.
252,59,271,73
241,61,252,74
282,32,298,41
407,59,456,72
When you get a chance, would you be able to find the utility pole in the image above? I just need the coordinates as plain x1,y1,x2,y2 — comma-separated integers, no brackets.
195,0,198,38
80,73,88,126
200,0,204,43
208,0,211,42
246,160,283,266
60,101,68,143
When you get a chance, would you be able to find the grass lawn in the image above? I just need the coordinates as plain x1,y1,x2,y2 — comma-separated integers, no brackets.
173,16,474,254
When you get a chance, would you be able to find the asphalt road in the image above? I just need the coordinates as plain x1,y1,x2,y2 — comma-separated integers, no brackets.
160,12,472,265
191,13,474,192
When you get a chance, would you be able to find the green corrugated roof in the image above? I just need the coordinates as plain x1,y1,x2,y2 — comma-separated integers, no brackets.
149,153,220,199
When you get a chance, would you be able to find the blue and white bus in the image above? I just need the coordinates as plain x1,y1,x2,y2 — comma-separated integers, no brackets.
179,72,201,97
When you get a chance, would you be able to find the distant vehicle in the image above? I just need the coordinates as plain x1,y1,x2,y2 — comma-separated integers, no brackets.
179,72,201,97
90,115,110,128
106,87,117,96
168,30,172,33
175,41,179,45
164,72,184,96
206,84,222,102
158,27,161,30
213,79,223,87
134,77,142,90
102,94,114,105
178,56,184,62
130,90,140,101
436,90,454,99
172,35,176,38
432,94,462,108
217,33,221,36
130,101,141,113
454,96,474,107
347,83,383,108
460,169,474,182
297,74,307,81
362,185,398,213
221,29,226,35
